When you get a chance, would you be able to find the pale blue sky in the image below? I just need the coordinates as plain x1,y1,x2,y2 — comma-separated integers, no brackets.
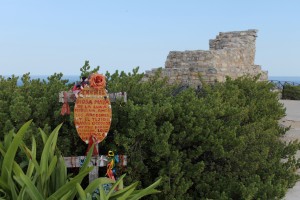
0,0,299,76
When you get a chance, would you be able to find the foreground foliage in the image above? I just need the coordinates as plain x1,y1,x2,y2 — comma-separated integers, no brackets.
1,64,300,199
0,120,94,199
0,121,161,199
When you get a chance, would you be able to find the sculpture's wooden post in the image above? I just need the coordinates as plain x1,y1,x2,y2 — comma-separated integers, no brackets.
59,91,127,104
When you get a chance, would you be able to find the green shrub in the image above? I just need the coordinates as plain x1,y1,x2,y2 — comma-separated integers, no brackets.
108,73,300,199
282,84,300,100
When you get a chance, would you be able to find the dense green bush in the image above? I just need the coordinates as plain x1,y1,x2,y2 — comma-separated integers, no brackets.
1,64,300,199
108,73,300,199
282,84,300,100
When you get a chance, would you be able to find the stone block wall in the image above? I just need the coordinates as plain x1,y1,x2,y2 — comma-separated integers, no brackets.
143,29,268,87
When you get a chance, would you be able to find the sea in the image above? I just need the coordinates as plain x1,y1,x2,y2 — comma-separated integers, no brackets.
269,76,300,84
2,75,300,86
2,75,81,86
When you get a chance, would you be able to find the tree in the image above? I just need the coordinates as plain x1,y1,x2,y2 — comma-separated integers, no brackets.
108,72,300,199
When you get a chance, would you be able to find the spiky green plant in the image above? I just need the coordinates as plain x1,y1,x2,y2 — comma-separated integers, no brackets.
0,120,33,199
75,174,161,200
0,121,161,199
0,120,94,199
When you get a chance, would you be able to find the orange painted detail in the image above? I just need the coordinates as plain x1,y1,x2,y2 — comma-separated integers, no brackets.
74,86,112,143
89,73,106,90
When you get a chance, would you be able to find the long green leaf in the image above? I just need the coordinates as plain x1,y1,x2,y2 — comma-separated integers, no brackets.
26,136,37,177
47,167,93,200
80,143,94,172
109,182,139,200
0,144,5,157
76,183,87,200
84,177,115,195
18,143,41,184
12,161,28,199
106,174,126,198
129,189,160,200
7,168,18,200
128,178,162,200
46,156,57,180
0,177,9,190
115,186,137,200
13,161,42,200
50,130,59,159
99,180,108,200
1,120,32,181
21,146,41,174
60,190,73,200
87,193,93,200
40,123,62,185
38,128,48,145
12,161,26,179
4,130,13,150
18,136,39,177
13,160,37,199
16,186,27,200
38,123,61,197
55,155,67,191
14,174,44,200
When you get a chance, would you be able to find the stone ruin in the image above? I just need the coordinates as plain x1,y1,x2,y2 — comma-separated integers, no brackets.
142,29,268,87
